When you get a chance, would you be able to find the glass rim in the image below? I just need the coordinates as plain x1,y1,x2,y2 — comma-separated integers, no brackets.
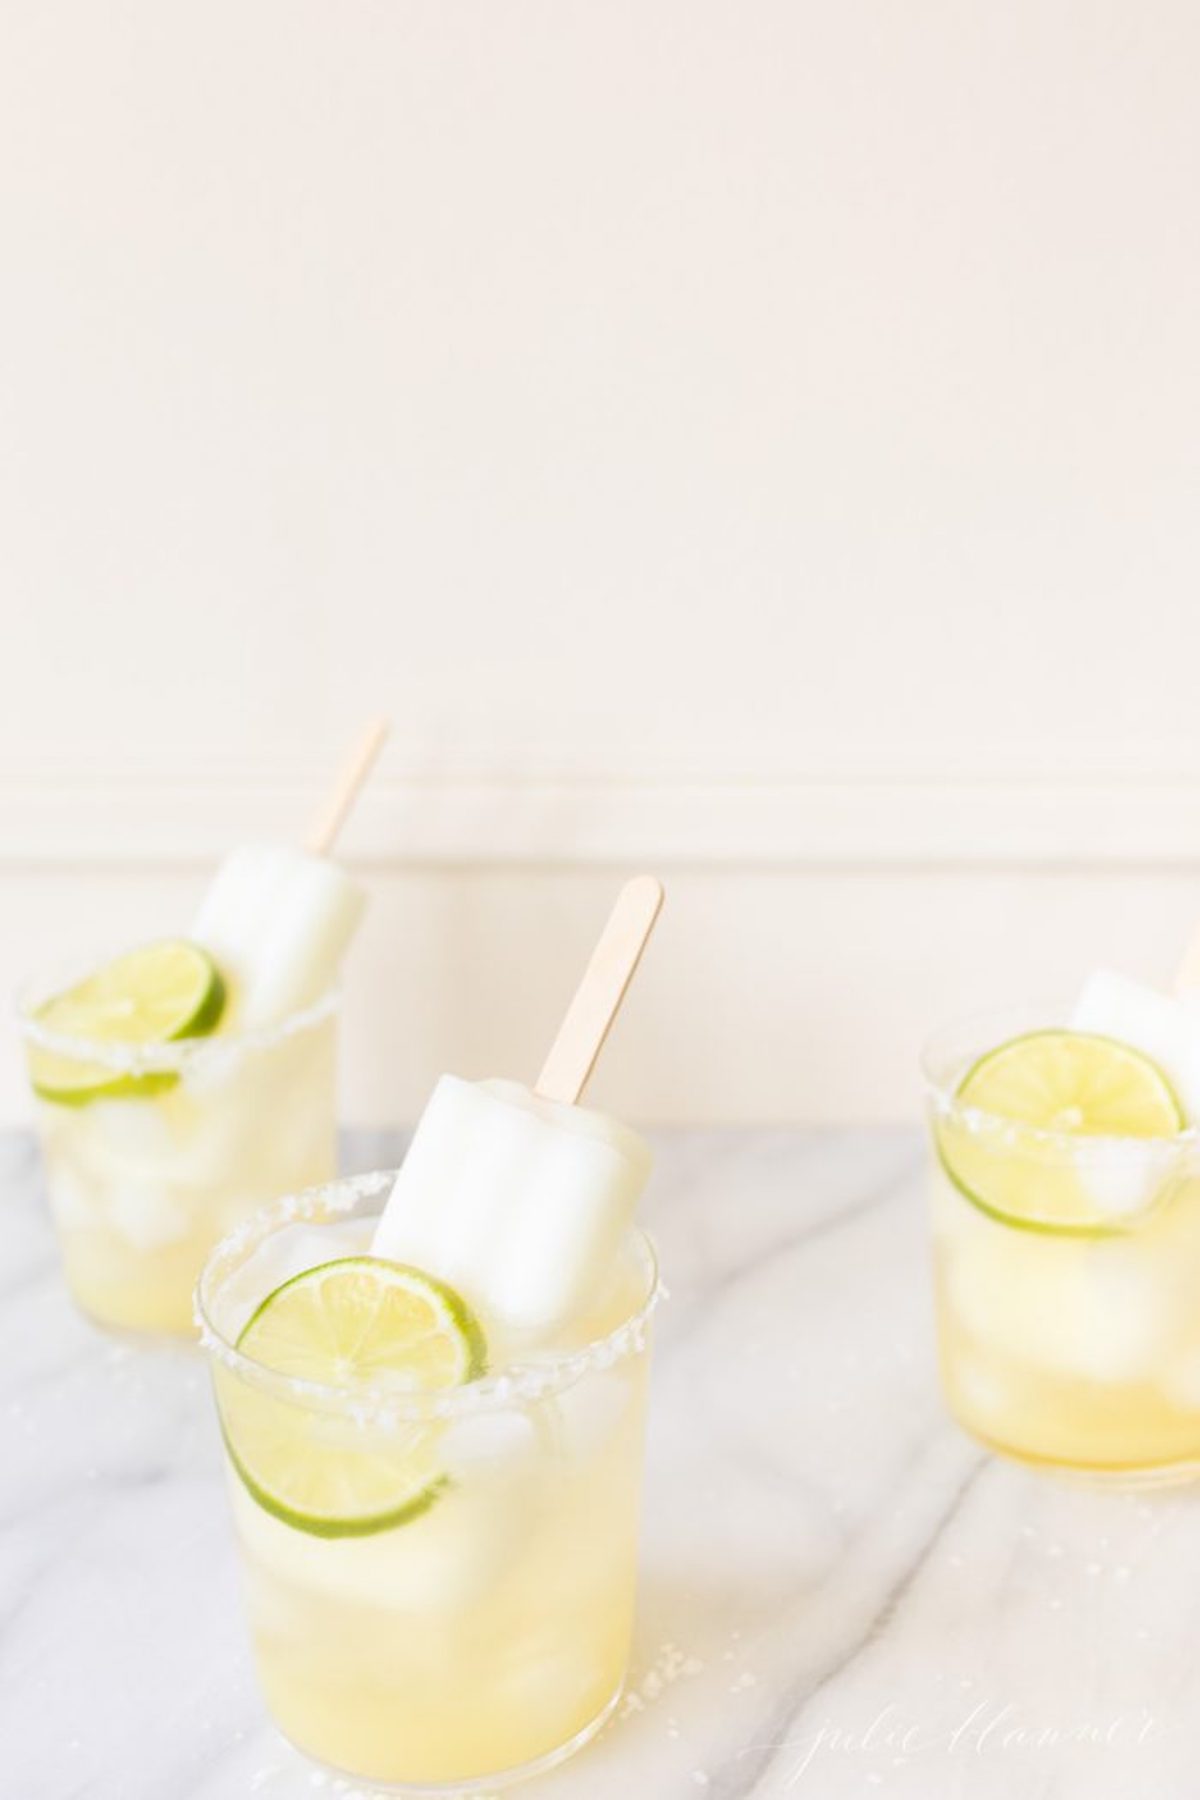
15,941,338,1074
194,1169,662,1421
921,1000,1200,1157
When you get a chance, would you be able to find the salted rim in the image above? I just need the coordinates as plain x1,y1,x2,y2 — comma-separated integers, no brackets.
921,1001,1200,1159
15,942,337,1074
194,1169,662,1421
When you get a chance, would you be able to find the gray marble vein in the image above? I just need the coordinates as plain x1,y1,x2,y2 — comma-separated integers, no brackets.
1,1127,1196,1799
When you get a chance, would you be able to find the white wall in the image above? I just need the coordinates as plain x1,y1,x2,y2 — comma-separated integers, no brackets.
4,2,1200,1123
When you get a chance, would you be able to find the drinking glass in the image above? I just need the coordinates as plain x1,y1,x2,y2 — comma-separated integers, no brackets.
196,1172,659,1791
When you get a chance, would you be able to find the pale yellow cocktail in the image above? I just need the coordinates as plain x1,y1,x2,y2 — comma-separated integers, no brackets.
197,1174,658,1791
926,1011,1200,1480
20,945,337,1335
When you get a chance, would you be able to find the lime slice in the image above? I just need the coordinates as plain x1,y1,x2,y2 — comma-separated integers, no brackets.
27,940,226,1105
937,1029,1185,1233
220,1257,487,1538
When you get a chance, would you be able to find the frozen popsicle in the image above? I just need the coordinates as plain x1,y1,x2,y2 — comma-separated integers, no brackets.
194,843,365,1028
192,720,387,1028
372,875,664,1340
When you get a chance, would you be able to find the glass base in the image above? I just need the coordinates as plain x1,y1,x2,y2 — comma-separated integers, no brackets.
275,1679,624,1795
72,1291,201,1349
952,1414,1200,1490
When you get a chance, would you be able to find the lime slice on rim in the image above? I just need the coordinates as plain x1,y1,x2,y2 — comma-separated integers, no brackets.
27,940,226,1105
936,1029,1186,1233
220,1257,487,1538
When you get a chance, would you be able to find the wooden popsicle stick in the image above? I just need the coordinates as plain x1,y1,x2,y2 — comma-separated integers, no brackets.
304,718,390,856
535,875,664,1106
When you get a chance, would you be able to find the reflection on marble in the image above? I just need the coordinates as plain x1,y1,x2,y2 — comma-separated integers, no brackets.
3,1126,1198,1799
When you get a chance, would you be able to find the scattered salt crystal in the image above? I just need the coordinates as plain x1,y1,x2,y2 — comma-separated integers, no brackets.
622,1644,706,1715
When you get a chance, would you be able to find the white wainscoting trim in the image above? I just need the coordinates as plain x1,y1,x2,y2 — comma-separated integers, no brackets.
4,773,1200,868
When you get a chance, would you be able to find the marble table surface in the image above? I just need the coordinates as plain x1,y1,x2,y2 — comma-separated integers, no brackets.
5,1125,1200,1800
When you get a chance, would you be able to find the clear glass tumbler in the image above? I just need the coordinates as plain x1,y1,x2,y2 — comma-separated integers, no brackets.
196,1173,659,1792
18,953,337,1336
924,1008,1200,1482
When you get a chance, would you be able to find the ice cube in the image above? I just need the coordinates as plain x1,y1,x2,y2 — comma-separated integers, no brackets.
40,1160,101,1233
438,1410,543,1482
230,1467,534,1613
83,1097,180,1173
216,1219,370,1339
945,1232,1170,1382
1071,1139,1177,1223
106,1180,195,1251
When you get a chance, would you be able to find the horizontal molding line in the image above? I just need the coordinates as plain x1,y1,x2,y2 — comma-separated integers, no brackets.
4,777,1200,869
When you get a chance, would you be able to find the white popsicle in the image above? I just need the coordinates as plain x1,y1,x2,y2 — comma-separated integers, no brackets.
191,721,386,1029
372,876,664,1341
194,844,365,1028
372,1076,652,1336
